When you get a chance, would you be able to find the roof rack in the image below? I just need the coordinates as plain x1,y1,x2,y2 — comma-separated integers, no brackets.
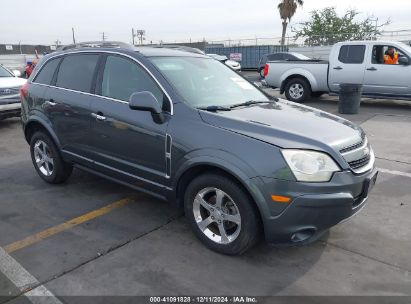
148,44,205,55
57,41,135,51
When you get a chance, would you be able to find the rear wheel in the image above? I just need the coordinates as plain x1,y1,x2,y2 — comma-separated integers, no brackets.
284,78,311,103
184,174,261,255
259,68,265,78
30,132,73,184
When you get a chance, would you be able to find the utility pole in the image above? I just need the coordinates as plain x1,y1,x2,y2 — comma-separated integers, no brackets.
101,32,107,41
132,28,135,45
72,28,76,44
54,39,61,47
135,30,146,45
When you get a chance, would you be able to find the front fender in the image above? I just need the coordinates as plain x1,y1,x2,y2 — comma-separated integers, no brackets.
172,149,270,220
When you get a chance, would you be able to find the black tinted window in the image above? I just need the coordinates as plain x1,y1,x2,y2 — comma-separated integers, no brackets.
34,58,60,85
268,54,282,60
56,54,99,93
101,55,164,105
338,45,366,64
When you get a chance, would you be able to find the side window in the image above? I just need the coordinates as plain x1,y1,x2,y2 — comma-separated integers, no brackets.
34,58,61,85
56,54,99,93
338,45,366,64
101,55,165,107
269,54,282,61
372,45,405,65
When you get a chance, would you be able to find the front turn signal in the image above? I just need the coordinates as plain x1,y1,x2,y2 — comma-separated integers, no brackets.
271,195,291,203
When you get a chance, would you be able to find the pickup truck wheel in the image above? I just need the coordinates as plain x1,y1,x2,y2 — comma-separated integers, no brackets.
30,131,73,184
259,68,265,78
184,174,261,255
285,78,311,103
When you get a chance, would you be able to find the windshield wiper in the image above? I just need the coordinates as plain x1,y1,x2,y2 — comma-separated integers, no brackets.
197,105,232,112
229,100,276,109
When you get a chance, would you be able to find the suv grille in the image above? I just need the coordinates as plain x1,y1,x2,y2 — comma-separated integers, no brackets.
340,133,373,173
0,87,19,96
348,154,371,169
339,132,366,154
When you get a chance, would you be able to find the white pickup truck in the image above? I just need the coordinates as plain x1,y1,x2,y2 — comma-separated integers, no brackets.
264,40,411,102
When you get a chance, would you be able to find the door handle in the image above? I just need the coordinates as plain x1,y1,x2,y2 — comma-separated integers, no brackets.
333,66,343,70
366,67,378,71
91,112,107,121
44,99,57,106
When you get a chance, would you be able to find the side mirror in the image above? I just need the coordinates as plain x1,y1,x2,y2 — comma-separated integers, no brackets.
13,70,22,77
398,57,409,66
129,91,165,123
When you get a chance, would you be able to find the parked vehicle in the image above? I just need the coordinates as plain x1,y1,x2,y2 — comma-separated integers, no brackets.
21,42,377,255
0,64,26,120
264,41,411,102
208,54,241,71
258,52,310,77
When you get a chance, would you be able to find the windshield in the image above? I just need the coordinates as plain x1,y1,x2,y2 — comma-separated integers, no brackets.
0,65,13,77
396,42,411,55
151,57,269,108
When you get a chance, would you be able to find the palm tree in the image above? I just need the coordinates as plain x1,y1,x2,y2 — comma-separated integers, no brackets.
278,0,304,45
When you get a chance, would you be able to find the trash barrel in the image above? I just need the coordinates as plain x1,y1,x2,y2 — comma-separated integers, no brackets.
338,83,363,114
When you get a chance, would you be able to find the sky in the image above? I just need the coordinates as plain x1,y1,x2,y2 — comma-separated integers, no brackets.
1,0,411,45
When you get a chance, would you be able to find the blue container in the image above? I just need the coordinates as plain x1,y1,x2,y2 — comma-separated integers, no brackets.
205,45,288,69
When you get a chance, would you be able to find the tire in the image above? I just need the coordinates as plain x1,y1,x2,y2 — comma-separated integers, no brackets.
30,131,73,184
311,92,324,98
284,78,311,103
259,68,265,79
184,173,261,255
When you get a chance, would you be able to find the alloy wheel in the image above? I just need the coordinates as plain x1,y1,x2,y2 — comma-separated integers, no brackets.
193,187,241,244
33,140,54,177
289,83,304,99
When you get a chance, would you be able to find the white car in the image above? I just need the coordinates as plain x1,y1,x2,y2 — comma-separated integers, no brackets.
207,54,241,71
0,65,26,120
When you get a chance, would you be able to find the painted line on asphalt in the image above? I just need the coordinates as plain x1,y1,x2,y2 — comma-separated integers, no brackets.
378,168,411,179
4,197,135,254
0,246,63,304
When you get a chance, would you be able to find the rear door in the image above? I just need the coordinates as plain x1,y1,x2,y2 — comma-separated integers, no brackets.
43,53,101,160
328,44,367,92
363,44,411,97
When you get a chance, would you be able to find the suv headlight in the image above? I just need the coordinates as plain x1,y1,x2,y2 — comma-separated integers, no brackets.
281,149,340,182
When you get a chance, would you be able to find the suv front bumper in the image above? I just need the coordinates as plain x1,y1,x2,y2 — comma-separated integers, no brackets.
253,168,378,245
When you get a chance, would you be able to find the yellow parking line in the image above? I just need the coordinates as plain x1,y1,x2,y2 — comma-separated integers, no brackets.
4,197,135,254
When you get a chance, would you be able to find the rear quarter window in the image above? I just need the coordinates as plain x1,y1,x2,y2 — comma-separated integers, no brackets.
55,54,99,93
338,45,366,64
33,58,61,85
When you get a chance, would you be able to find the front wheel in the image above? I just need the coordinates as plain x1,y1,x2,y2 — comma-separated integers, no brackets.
184,174,261,255
284,78,311,103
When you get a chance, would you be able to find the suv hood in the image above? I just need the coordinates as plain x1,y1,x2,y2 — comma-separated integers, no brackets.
0,77,26,89
199,99,363,156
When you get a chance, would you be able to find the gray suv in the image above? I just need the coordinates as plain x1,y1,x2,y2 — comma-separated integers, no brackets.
21,42,378,255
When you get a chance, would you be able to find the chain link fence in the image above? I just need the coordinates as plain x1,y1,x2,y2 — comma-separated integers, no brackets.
203,29,411,48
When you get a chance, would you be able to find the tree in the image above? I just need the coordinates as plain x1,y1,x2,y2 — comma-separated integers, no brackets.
293,7,390,46
277,0,304,46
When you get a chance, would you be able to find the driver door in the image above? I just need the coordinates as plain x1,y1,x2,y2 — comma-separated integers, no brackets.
90,54,171,189
363,44,411,97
